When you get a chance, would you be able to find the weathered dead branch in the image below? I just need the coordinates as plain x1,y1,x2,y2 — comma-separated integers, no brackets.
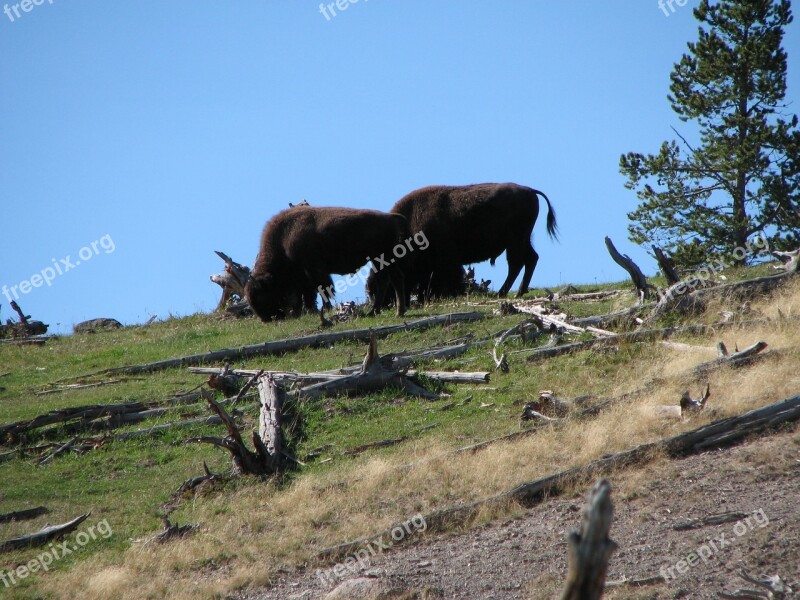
679,384,711,415
0,513,90,553
37,436,80,465
174,462,222,497
211,251,251,311
652,245,680,286
188,376,285,476
772,248,800,273
605,237,653,301
0,300,48,339
720,568,796,599
560,479,617,600
155,517,198,543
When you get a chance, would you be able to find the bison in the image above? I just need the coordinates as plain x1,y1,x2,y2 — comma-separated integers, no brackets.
245,206,408,321
368,183,557,304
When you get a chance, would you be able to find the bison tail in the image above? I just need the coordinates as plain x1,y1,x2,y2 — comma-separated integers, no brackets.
533,190,559,242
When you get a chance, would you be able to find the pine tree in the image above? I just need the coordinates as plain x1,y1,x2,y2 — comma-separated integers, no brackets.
621,0,800,268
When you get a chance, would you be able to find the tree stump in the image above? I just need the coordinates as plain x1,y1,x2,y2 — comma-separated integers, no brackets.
560,479,617,600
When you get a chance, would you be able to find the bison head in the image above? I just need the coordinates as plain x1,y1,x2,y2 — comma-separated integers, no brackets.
245,274,302,322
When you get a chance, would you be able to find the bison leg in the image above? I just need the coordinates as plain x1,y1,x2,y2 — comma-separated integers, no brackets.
366,267,406,317
389,271,406,317
498,253,525,298
516,246,540,297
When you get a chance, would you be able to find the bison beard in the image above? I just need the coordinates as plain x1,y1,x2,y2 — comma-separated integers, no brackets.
245,206,408,321
368,182,557,306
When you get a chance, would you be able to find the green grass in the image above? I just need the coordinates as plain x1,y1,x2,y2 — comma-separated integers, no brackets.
0,265,790,598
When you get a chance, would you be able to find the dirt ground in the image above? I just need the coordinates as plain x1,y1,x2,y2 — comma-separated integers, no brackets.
240,426,800,600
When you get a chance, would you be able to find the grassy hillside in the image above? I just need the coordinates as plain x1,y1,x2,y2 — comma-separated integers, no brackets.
1,267,798,599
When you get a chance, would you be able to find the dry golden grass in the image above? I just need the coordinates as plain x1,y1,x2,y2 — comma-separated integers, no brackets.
42,279,800,599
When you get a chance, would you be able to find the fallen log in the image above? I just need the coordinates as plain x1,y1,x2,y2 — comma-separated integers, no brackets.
0,337,49,346
406,370,489,384
511,305,595,336
69,311,485,378
523,319,770,363
571,303,655,328
35,378,130,396
189,365,487,386
673,511,748,531
0,513,90,553
106,414,223,442
297,336,444,401
0,507,49,524
560,290,622,302
386,339,475,370
0,402,149,442
560,479,617,600
690,341,768,375
645,269,797,325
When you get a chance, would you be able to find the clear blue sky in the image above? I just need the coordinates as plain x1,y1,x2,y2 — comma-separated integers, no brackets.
1,1,798,334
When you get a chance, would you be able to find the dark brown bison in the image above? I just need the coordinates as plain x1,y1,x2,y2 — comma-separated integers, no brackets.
368,183,557,304
245,206,408,321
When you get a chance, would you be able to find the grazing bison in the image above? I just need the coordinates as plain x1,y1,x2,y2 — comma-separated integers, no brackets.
368,183,557,304
245,206,407,321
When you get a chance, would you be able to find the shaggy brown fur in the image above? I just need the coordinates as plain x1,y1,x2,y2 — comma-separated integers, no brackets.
369,182,557,304
245,206,407,321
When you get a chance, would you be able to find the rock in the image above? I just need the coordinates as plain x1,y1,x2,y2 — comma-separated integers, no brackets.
323,576,409,600
73,318,123,334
